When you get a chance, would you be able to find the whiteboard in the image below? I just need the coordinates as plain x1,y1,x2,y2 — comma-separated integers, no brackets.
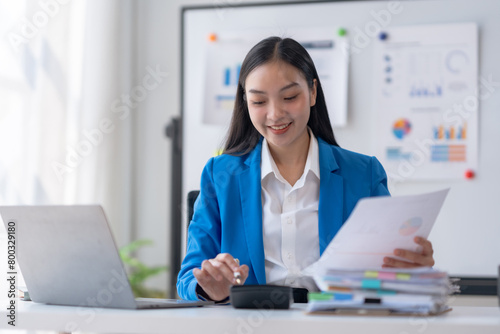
182,0,500,278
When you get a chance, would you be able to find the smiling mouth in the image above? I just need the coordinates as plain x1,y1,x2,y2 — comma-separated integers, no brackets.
269,122,291,130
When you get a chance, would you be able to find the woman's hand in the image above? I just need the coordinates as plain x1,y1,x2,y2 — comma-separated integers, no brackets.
383,237,435,268
193,253,249,302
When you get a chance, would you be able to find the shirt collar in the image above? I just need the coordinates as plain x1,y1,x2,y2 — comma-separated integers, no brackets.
308,132,321,180
261,137,275,181
261,129,320,182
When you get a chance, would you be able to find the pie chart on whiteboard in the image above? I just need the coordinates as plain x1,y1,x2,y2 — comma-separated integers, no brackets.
393,118,412,140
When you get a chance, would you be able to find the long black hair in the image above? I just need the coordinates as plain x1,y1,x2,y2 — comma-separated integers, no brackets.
223,36,339,155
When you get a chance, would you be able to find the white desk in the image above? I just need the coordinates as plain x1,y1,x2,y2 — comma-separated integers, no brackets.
1,300,500,334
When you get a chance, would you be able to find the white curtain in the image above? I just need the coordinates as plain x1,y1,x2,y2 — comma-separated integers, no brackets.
0,0,137,245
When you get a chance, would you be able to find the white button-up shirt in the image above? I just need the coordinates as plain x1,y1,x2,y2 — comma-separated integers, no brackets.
260,133,320,291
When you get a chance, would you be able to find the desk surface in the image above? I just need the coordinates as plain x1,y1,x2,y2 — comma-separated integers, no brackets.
1,300,499,334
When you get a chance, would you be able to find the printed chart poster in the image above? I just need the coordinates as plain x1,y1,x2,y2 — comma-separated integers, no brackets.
374,23,478,180
294,28,350,127
202,28,349,127
203,39,250,125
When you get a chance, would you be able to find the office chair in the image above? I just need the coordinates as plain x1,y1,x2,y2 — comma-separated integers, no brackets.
187,190,200,227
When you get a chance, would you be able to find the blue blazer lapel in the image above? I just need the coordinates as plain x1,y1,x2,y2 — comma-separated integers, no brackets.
239,140,266,284
317,139,344,255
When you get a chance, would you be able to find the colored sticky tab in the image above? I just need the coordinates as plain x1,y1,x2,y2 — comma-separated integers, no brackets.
362,279,381,289
377,289,397,295
364,298,381,304
378,271,397,280
334,293,353,301
328,286,352,292
308,292,333,301
365,271,378,278
396,273,411,280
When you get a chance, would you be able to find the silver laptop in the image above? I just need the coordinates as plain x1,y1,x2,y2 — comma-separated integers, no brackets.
0,205,213,309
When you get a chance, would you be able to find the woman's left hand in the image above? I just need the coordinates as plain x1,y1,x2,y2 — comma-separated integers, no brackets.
382,237,435,268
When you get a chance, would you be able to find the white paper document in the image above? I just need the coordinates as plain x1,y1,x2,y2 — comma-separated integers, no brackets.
305,189,449,273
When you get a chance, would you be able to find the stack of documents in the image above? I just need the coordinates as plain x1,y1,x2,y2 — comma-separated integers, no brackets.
307,267,459,315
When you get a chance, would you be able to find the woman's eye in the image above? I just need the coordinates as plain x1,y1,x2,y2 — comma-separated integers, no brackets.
251,101,265,105
284,95,298,101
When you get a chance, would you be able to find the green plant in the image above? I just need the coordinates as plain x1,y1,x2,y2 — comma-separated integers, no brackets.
119,239,168,298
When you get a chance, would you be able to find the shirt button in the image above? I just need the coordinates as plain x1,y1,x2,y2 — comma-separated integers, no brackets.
287,253,292,259
290,280,295,285
287,217,292,224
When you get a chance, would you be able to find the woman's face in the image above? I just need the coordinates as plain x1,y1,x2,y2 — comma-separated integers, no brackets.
245,61,317,153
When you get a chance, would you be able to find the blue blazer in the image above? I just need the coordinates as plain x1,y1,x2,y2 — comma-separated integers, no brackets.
177,137,390,300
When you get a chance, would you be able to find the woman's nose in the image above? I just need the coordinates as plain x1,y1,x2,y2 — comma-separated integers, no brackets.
267,101,285,121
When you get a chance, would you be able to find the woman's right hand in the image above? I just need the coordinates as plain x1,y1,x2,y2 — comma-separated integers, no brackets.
193,253,249,301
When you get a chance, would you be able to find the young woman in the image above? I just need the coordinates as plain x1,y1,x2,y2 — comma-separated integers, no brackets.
177,37,435,302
